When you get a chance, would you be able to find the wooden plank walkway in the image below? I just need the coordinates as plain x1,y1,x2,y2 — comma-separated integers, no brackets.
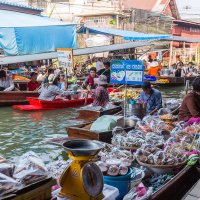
182,180,200,200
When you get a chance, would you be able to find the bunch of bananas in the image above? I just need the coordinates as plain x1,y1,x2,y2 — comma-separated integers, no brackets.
157,79,170,83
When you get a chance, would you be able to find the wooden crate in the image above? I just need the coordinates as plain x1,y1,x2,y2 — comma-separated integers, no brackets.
1,178,56,200
67,121,134,144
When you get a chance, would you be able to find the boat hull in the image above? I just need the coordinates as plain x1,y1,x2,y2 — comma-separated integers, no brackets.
150,166,199,200
155,76,198,87
12,97,93,111
0,91,38,106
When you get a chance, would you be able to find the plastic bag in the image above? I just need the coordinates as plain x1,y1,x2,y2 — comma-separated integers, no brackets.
0,154,7,163
90,116,117,131
157,108,171,116
136,121,152,133
13,151,48,185
123,183,153,200
47,158,72,179
0,162,14,177
0,173,22,196
112,126,127,136
165,99,180,110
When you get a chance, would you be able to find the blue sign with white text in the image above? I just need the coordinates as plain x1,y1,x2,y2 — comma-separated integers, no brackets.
110,60,144,85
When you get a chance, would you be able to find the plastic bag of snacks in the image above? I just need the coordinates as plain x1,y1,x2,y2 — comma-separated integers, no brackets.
165,99,180,111
13,151,48,185
0,162,14,177
123,183,153,200
0,154,7,163
46,158,72,179
0,173,22,196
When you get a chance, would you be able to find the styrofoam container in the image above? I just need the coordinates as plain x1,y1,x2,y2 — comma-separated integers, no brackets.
103,184,119,200
53,184,119,200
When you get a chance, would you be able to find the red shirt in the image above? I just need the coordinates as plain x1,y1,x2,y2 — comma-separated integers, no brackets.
27,81,40,91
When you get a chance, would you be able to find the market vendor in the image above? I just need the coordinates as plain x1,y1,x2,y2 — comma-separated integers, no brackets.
27,72,40,91
148,61,161,77
43,68,54,84
58,72,67,91
39,74,76,101
92,75,109,107
179,77,200,124
97,62,111,83
139,81,162,115
83,67,98,91
175,63,183,77
0,70,15,91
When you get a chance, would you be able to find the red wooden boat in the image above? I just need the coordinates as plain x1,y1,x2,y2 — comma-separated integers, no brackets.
12,97,93,111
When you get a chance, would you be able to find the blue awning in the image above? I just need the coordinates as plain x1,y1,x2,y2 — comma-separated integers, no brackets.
0,10,77,56
78,26,171,41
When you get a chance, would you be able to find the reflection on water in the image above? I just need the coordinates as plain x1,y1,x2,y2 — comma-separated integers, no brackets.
0,107,78,162
0,86,186,162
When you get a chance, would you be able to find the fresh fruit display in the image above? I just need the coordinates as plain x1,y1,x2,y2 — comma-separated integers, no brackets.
109,88,141,102
12,76,30,81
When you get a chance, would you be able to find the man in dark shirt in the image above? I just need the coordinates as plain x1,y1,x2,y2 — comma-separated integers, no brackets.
179,77,200,122
97,62,111,83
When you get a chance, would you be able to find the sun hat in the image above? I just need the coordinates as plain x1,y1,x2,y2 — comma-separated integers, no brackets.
150,61,159,67
48,74,57,84
97,75,108,85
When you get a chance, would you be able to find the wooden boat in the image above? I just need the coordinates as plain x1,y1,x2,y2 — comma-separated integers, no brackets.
75,106,122,123
150,166,200,200
67,119,134,144
0,91,38,106
13,80,30,91
12,97,93,111
155,76,198,87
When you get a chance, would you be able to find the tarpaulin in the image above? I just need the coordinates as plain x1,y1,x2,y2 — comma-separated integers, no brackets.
0,10,77,56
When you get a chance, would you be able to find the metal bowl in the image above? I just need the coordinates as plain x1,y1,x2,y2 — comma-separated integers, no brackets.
123,118,138,127
63,139,104,157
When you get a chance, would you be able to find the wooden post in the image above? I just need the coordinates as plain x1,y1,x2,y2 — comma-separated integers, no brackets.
169,41,173,67
183,42,186,64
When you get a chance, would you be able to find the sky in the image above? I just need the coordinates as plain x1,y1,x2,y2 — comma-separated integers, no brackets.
176,0,200,19
4,0,200,19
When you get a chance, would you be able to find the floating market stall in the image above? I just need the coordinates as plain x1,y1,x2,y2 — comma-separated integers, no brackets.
0,9,77,106
1,111,200,199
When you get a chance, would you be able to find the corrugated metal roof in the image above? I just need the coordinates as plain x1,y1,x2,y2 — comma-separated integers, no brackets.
164,36,200,43
78,26,171,40
0,0,42,11
74,41,150,55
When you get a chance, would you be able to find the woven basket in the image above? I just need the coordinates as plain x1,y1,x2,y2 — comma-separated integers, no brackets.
136,157,186,174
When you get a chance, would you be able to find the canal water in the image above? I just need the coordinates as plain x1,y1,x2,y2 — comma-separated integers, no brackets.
0,86,186,162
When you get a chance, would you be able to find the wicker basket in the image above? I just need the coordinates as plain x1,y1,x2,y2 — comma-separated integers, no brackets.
136,157,187,174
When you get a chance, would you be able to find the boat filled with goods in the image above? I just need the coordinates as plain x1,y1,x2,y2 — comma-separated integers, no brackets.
2,112,200,200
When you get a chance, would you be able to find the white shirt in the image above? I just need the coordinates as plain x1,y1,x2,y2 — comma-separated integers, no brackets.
0,76,14,91
38,85,73,101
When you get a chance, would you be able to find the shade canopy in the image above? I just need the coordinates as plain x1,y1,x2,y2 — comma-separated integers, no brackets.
0,41,150,65
78,26,171,41
0,10,77,56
